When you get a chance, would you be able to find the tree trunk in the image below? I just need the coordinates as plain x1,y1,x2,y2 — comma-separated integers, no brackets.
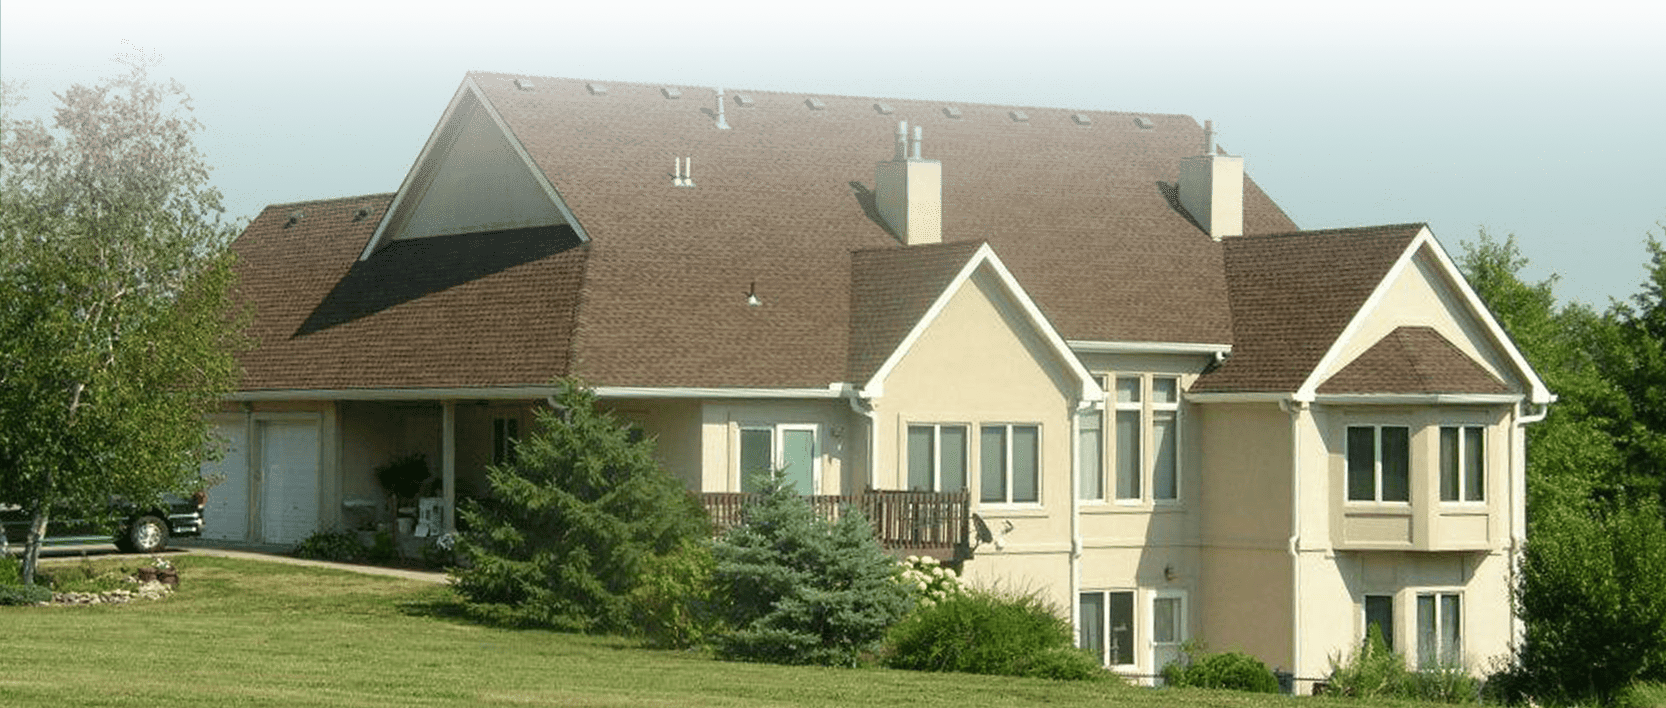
21,507,49,586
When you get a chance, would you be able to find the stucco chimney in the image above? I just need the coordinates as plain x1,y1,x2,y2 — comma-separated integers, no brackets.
1178,119,1243,240
875,122,942,245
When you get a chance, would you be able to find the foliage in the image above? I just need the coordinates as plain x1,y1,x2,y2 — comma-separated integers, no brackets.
896,555,962,609
0,47,243,586
293,529,370,563
628,538,724,649
710,470,912,667
885,585,1105,680
0,582,52,605
1492,499,1666,706
1327,624,1478,703
451,379,709,633
1160,642,1279,693
0,552,18,585
374,452,432,502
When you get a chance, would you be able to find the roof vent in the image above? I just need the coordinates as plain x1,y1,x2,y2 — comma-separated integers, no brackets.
1071,113,1093,126
942,106,962,119
353,207,371,222
586,83,608,96
513,78,535,92
805,97,826,110
734,93,755,108
1134,116,1155,129
284,210,305,228
873,102,894,115
673,157,696,188
661,87,682,99
714,87,731,130
1009,110,1029,122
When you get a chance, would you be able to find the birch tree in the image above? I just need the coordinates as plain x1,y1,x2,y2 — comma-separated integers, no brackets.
0,47,242,585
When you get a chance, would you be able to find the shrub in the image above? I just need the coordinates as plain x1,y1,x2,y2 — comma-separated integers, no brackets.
293,529,368,563
0,583,51,605
885,586,1106,680
710,470,912,666
896,555,962,608
629,538,723,649
1328,624,1478,703
452,380,709,633
0,553,19,586
1161,642,1279,693
1492,499,1666,706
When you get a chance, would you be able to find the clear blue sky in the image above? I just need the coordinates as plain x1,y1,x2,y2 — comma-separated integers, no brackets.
5,0,1662,307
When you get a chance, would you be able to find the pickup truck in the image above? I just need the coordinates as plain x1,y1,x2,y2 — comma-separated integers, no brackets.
1,493,205,554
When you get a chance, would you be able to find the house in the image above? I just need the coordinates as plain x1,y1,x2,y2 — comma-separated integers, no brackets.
207,72,1551,690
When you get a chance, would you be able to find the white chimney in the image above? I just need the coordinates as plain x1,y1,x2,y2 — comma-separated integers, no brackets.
1178,119,1243,240
875,122,942,245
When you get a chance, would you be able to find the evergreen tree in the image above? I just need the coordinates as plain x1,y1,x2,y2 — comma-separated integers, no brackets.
452,379,709,632
711,472,912,666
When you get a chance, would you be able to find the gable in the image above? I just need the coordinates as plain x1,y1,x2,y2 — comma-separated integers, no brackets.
1306,235,1538,399
362,81,583,259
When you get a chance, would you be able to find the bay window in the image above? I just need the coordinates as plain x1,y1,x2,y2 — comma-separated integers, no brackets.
1439,426,1485,502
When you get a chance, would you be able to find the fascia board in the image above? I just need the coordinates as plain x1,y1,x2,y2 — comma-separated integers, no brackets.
228,387,560,401
863,244,1102,405
357,77,591,262
594,386,848,399
1068,340,1233,356
1313,393,1523,406
1184,392,1293,404
1297,227,1551,405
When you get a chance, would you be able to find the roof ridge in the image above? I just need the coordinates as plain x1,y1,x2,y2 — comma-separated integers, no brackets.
1230,222,1428,242
464,71,1196,120
259,192,397,211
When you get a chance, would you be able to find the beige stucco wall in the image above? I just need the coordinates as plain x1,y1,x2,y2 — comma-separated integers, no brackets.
606,399,705,492
695,399,855,494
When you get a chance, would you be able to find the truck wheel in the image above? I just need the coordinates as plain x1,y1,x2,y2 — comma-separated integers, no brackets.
125,515,170,554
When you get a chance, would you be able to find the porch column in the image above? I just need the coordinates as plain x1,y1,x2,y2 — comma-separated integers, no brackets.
442,400,456,534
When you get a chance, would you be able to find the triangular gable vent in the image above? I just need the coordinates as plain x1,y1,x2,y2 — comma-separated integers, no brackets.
360,78,586,260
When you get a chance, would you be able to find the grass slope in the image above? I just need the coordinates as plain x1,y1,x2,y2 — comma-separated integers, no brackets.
3,556,1436,707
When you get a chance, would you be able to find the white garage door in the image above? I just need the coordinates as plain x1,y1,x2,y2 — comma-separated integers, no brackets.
258,419,320,545
200,418,250,542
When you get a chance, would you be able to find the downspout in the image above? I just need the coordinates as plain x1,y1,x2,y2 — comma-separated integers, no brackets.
1069,400,1084,635
846,388,878,492
1279,397,1307,693
1509,399,1549,644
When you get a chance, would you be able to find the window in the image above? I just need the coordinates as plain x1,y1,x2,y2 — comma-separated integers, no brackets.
1079,590,1135,666
1347,425,1410,502
1417,592,1462,667
980,424,1039,504
1112,375,1180,502
1440,426,1485,502
739,424,818,494
1078,408,1103,500
1364,594,1395,651
907,424,968,492
492,417,519,466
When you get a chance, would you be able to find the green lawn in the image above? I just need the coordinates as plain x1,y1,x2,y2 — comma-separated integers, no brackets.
3,556,1444,707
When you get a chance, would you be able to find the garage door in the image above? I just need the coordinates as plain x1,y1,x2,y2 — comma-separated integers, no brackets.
258,419,320,545
200,418,250,542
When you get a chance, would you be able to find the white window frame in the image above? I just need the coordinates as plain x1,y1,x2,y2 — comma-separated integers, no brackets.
1439,425,1486,504
978,423,1042,506
1345,424,1411,504
1078,589,1138,669
1110,374,1182,505
905,422,970,492
1415,590,1463,669
736,423,820,493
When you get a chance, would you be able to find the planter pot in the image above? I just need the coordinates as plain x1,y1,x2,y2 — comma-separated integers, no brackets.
136,567,157,583
158,569,179,589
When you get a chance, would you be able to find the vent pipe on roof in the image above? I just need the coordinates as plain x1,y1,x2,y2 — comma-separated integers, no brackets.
1178,119,1243,241
673,157,696,188
875,121,942,246
714,87,731,130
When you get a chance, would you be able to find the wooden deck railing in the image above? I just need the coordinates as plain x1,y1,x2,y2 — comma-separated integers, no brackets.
700,490,971,560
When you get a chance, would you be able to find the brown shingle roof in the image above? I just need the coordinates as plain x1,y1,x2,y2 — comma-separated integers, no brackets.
1317,326,1510,395
232,195,587,390
1191,224,1424,393
232,73,1301,391
849,241,985,383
